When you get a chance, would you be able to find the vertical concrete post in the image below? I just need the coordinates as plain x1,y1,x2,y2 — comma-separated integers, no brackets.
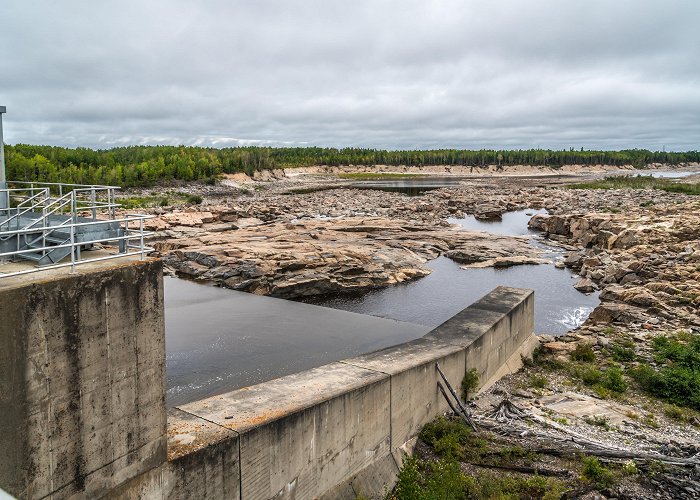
0,259,166,499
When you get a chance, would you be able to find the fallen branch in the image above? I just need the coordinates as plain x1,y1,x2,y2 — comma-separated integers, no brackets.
474,401,700,468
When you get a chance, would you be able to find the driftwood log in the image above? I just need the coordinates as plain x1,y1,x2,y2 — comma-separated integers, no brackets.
476,396,700,468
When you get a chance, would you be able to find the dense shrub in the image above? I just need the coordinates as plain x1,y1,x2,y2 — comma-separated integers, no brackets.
629,336,700,410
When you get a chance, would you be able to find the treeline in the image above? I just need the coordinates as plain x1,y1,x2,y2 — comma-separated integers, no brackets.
5,144,699,188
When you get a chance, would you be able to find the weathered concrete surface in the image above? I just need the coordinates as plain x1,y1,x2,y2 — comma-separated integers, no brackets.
180,362,391,500
140,285,538,500
0,259,166,499
1,257,535,500
342,336,466,467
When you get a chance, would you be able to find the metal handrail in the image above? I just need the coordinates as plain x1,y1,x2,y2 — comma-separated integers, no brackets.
0,181,153,277
0,188,50,230
10,180,121,190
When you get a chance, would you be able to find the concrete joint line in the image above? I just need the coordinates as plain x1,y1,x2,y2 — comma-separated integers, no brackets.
171,408,241,440
337,360,395,474
337,360,391,377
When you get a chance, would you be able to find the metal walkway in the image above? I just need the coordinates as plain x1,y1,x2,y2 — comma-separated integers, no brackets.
0,181,152,277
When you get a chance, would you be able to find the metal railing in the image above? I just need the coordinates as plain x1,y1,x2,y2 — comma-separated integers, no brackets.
0,181,153,278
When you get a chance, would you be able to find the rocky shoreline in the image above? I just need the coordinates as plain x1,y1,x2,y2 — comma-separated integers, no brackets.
135,167,700,498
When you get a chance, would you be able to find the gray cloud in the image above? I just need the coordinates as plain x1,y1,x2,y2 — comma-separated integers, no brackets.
1,0,699,150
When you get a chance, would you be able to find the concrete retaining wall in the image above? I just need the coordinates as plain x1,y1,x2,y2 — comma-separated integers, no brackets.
0,259,165,499
115,285,537,500
0,257,536,500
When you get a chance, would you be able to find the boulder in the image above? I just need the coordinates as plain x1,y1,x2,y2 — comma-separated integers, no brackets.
588,302,647,325
574,278,597,293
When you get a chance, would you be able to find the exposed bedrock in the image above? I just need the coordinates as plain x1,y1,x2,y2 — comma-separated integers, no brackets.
529,202,700,332
154,217,542,299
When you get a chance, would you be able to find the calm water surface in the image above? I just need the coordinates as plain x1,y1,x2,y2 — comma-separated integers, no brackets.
313,210,599,334
649,171,696,178
164,280,429,406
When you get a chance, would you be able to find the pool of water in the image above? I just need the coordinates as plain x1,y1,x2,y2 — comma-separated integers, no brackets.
313,210,599,334
164,278,429,406
649,171,697,178
349,176,466,195
448,208,547,236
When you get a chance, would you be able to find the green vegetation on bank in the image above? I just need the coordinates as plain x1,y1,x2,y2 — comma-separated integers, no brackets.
117,192,203,209
534,330,700,415
5,144,699,188
570,175,700,195
629,334,700,410
388,415,646,499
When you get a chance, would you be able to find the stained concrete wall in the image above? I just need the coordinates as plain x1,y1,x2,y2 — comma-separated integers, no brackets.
0,259,165,499
1,259,535,500
114,285,537,500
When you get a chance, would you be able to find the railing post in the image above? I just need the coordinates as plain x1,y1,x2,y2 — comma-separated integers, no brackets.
70,223,75,273
124,218,129,254
139,217,144,260
91,187,96,220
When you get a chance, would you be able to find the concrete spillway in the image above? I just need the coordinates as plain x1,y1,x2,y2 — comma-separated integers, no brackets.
1,258,537,499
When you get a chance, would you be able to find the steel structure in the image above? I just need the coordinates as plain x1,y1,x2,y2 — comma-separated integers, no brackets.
0,107,153,277
0,180,153,277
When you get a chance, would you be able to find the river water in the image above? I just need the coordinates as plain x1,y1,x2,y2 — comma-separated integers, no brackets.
649,171,696,178
164,279,429,406
164,208,600,406
311,210,599,334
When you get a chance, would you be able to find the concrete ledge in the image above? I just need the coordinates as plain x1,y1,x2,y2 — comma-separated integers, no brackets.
153,285,537,499
41,282,536,500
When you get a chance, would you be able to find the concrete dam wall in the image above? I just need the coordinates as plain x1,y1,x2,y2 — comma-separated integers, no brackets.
0,259,538,499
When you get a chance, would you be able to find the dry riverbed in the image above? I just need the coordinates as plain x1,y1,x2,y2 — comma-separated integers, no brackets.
129,167,700,499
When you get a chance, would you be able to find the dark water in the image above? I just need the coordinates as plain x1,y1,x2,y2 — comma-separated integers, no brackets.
164,279,429,406
349,176,466,195
314,210,599,334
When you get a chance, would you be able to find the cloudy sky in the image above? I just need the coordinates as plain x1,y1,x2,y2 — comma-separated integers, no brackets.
1,0,699,150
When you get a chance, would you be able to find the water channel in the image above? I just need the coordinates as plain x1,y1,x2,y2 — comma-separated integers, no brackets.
164,207,600,406
164,279,429,406
311,209,599,333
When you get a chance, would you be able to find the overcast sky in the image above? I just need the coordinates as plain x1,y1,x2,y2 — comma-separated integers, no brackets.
1,0,699,150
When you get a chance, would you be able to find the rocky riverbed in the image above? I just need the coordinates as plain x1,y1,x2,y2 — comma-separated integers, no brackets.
140,173,698,332
133,167,700,498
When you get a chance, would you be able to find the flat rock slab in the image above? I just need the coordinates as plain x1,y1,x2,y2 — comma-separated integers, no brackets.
156,216,543,299
536,392,639,426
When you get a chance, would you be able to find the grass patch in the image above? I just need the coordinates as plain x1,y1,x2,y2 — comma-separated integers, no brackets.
461,368,480,401
584,415,611,430
391,455,567,500
569,175,700,195
571,343,596,362
608,341,637,362
629,334,700,410
600,366,628,393
580,456,616,489
118,191,202,209
528,374,549,389
419,416,486,461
